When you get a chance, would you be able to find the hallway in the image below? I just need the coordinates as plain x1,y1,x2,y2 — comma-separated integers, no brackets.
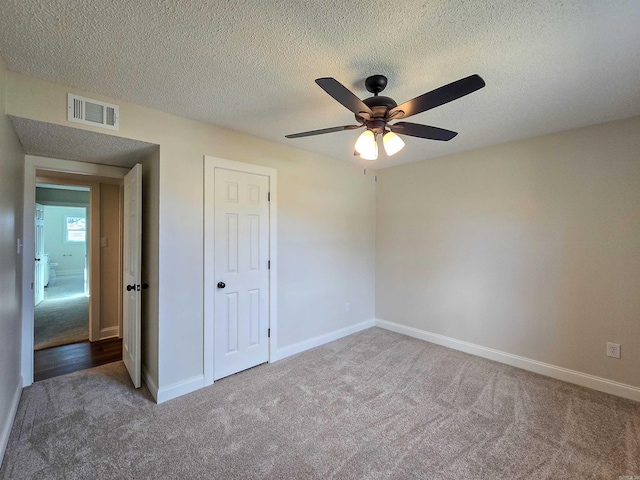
34,274,88,351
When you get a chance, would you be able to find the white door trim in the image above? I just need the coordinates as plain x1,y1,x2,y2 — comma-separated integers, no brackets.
88,182,101,341
203,156,278,387
21,155,128,386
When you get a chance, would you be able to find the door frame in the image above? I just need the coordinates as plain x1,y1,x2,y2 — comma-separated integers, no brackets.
203,156,278,387
21,154,128,386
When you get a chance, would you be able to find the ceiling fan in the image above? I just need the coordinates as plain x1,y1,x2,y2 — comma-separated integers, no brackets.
285,74,485,160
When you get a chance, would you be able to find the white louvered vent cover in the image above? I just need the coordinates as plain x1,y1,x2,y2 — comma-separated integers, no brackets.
67,94,119,130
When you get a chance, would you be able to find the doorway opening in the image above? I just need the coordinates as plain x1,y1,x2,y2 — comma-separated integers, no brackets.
34,185,90,351
33,175,123,381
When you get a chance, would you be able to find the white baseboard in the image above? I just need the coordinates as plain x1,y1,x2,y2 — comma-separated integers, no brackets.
156,375,204,404
141,365,159,402
375,319,640,403
99,326,119,339
272,319,376,362
99,326,119,340
0,376,23,466
151,320,374,404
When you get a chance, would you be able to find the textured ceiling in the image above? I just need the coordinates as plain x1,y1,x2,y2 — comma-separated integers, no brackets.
10,117,158,168
1,1,639,168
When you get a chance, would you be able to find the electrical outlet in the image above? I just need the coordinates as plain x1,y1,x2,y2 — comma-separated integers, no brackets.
345,302,350,312
607,342,621,359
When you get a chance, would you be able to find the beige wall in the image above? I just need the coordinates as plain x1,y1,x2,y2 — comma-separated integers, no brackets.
141,148,159,384
6,71,376,391
376,116,640,388
99,183,121,331
0,56,25,458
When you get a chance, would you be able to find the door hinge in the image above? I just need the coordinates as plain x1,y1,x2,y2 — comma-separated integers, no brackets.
268,328,271,338
268,192,271,201
268,260,270,269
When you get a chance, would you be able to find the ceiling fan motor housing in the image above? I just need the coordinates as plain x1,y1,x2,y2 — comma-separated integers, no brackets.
363,96,397,110
357,95,398,133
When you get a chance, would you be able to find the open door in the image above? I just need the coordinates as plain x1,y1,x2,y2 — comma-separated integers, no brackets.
34,203,45,305
123,164,142,388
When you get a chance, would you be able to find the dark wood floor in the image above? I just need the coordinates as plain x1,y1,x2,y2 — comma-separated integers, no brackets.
34,337,123,382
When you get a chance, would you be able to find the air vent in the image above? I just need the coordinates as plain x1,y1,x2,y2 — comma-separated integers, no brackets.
67,94,119,130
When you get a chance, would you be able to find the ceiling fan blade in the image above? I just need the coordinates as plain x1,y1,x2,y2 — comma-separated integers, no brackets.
389,74,485,119
316,78,373,116
390,122,458,141
285,124,362,139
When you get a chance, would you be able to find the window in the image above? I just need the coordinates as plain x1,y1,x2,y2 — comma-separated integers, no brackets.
65,216,86,243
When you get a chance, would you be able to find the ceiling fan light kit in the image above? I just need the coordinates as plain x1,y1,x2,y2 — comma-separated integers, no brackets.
354,129,375,156
382,131,405,156
359,135,378,161
285,73,486,161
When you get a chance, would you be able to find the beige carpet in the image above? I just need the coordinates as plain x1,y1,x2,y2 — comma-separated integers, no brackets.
2,328,639,479
34,296,89,350
34,275,89,350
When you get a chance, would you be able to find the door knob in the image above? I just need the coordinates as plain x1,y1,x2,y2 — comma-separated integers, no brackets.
35,258,41,261
217,282,226,289
126,284,136,291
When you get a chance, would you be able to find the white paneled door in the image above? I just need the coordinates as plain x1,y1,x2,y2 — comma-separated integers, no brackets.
34,203,45,305
214,168,270,380
123,164,142,388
